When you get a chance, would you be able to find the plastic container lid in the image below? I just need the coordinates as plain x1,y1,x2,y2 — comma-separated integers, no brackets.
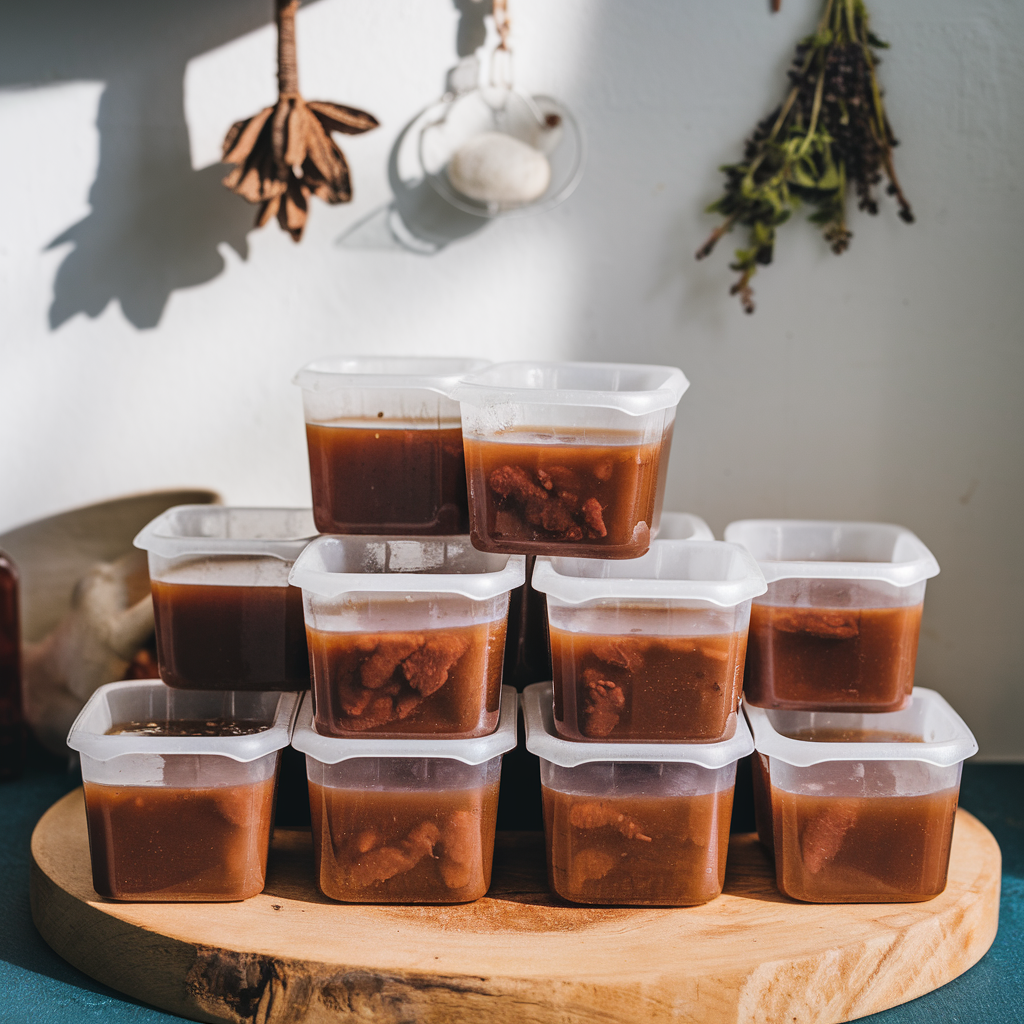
289,535,525,600
531,541,766,608
522,682,753,768
292,685,518,765
134,506,317,562
656,512,714,541
723,519,939,587
743,688,977,768
67,680,300,763
450,361,689,416
293,356,489,395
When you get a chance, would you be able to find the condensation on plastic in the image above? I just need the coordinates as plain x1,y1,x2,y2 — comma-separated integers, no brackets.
744,688,976,768
289,535,525,633
306,751,503,797
744,688,977,799
532,540,766,611
654,511,714,541
451,362,689,423
134,506,317,586
293,356,488,426
67,680,299,787
541,757,737,800
521,682,753,769
292,685,518,767
724,520,939,611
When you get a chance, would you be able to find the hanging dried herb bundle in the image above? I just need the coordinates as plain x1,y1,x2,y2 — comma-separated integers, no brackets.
697,0,913,312
221,0,379,241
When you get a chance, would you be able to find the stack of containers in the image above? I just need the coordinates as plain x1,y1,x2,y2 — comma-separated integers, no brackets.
68,506,315,901
288,358,524,903
64,356,976,913
447,362,764,906
725,520,978,903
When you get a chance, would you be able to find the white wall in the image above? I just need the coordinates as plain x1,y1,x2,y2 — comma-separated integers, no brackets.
1,0,1021,757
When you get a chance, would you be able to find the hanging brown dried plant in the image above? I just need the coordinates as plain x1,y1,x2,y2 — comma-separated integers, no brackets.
221,0,379,241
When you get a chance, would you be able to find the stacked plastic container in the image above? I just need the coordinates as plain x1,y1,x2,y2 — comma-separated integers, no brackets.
68,506,316,900
65,356,977,912
288,358,524,902
726,520,977,902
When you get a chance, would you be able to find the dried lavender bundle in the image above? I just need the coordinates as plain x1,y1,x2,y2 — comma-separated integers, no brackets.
697,0,912,313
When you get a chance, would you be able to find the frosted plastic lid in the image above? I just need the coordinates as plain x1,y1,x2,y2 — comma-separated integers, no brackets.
134,506,318,561
532,541,766,607
67,680,300,763
723,519,939,587
743,688,977,768
522,682,753,768
293,356,488,395
292,686,518,765
289,535,525,599
656,512,714,541
450,361,689,416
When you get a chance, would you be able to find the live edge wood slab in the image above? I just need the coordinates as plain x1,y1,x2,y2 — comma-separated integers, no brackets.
30,789,1000,1024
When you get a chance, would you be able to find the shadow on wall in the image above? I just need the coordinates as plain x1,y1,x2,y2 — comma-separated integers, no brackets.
338,0,492,255
3,0,493,330
0,0,296,330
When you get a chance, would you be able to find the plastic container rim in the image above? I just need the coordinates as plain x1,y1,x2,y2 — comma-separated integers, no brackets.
293,355,489,395
655,511,715,542
67,680,301,763
531,540,767,608
450,361,689,416
291,685,518,765
289,535,526,600
742,688,978,768
521,682,753,768
133,505,318,562
723,519,940,587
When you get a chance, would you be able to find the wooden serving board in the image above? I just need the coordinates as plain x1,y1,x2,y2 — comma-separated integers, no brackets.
31,789,1000,1024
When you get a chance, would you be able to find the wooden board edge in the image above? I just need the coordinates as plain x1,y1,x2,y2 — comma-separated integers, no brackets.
28,793,1004,1024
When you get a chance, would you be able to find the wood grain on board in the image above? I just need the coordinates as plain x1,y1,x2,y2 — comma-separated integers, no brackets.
30,788,1000,1024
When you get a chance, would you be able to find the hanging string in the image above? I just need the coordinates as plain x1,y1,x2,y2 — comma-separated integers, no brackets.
490,0,513,89
493,0,511,52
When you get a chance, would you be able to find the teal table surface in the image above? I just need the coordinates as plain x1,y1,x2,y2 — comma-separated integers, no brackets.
2,754,1021,1024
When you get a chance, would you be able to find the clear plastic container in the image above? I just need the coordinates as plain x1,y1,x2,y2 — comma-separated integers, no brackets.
724,520,939,712
134,506,317,691
289,536,525,738
67,680,299,902
451,362,689,559
654,511,714,541
744,689,976,903
532,541,765,743
294,356,488,536
292,685,517,903
522,681,753,906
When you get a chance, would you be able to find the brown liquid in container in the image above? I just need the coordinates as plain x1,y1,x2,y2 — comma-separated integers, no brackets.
306,423,469,535
308,782,500,902
751,753,774,854
744,603,923,711
106,719,270,738
308,620,506,738
0,551,24,780
550,629,746,742
783,727,923,743
152,580,309,691
771,785,959,902
84,777,276,901
542,787,733,905
463,430,670,558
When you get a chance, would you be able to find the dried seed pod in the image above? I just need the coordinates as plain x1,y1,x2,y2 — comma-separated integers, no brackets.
221,0,379,241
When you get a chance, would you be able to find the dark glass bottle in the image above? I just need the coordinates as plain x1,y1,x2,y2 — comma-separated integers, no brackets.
0,551,24,780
